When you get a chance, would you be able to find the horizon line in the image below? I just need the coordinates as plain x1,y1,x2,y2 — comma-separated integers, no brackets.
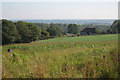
5,19,117,20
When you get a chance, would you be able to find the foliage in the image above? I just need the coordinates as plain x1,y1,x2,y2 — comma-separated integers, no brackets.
2,19,19,44
16,21,32,43
47,25,62,37
27,23,41,41
67,24,79,34
41,30,50,39
2,20,41,44
2,19,119,45
111,20,120,33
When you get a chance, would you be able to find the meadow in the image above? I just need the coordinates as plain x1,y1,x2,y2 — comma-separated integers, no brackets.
2,34,118,78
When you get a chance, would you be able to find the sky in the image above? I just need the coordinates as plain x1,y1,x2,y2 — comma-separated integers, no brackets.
2,0,119,20
2,0,120,2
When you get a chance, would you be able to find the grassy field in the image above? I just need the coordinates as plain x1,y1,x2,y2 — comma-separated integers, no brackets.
2,34,118,78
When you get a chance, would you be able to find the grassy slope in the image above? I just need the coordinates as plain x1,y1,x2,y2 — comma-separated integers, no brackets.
2,34,118,78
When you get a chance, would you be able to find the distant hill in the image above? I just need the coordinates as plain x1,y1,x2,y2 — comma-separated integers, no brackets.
11,19,116,25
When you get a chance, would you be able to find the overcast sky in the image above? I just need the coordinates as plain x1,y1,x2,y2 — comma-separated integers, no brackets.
2,1,118,19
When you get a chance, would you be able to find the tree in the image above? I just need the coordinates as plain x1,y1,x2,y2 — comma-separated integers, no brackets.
118,20,120,33
67,24,79,34
16,21,32,43
111,20,120,33
16,21,41,43
107,29,113,34
41,30,49,39
2,19,19,44
95,28,101,34
27,23,41,41
47,25,62,37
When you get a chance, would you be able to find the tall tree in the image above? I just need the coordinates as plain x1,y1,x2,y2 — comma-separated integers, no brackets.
27,23,41,41
2,19,19,44
16,21,32,43
47,25,62,37
41,30,49,39
111,20,120,33
67,24,79,34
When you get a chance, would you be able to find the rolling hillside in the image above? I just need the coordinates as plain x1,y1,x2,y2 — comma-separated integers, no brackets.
2,34,118,78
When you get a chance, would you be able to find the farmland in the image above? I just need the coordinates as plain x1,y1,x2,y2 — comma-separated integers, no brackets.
2,34,118,78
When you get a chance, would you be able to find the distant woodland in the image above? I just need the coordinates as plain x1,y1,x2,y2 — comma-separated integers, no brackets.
1,19,120,45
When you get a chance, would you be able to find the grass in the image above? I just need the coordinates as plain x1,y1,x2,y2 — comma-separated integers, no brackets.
2,34,118,78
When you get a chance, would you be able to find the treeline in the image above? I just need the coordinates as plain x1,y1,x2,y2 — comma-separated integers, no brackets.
2,19,63,45
2,19,120,45
34,20,120,35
